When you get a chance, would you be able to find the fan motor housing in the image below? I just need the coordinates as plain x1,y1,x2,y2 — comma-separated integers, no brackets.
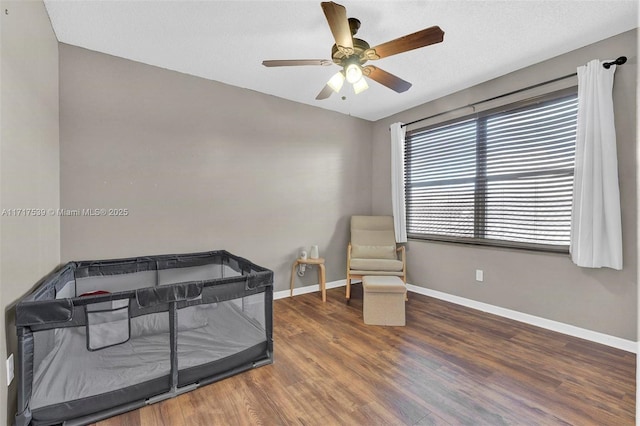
331,38,371,66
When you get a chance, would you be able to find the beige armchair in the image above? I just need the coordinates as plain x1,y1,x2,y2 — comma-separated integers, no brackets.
346,215,406,300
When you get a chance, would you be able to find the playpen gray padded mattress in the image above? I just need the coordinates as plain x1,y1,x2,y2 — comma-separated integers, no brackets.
30,301,266,411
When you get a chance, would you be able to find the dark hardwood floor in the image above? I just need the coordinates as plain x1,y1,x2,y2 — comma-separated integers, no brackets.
95,285,635,425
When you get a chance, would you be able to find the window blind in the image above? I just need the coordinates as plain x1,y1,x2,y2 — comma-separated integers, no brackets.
405,91,578,251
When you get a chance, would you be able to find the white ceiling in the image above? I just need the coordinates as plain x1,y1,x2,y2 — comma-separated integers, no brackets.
44,0,638,121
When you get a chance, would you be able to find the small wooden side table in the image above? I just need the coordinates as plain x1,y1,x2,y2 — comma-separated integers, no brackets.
290,257,326,302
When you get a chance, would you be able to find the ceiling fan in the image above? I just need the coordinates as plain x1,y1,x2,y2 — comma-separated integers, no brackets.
262,1,444,100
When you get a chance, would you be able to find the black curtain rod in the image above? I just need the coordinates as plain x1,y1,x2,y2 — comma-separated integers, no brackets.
401,56,627,129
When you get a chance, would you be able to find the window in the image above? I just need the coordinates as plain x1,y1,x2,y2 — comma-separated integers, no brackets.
404,90,578,252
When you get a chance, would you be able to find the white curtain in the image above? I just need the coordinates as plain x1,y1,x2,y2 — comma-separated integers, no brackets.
570,59,622,269
390,122,407,243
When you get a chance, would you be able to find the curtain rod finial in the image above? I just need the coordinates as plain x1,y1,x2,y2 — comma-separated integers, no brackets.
603,56,627,69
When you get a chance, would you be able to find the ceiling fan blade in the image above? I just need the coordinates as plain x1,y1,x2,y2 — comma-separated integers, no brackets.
262,59,333,67
316,84,334,100
368,26,444,59
363,66,412,93
321,2,354,55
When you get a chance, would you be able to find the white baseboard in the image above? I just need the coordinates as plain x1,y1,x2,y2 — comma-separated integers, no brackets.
274,280,636,353
406,284,637,354
273,279,348,300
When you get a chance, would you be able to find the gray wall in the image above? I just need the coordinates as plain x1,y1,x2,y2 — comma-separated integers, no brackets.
0,0,60,423
59,44,372,292
371,29,637,341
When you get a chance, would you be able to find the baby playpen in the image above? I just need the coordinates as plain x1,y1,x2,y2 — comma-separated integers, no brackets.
15,250,273,426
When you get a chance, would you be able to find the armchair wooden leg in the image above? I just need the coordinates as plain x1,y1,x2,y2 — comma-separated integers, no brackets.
346,278,351,300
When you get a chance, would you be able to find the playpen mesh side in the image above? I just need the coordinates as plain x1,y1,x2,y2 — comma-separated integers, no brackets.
16,250,273,426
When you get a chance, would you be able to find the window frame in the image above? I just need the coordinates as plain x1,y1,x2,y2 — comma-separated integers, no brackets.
404,87,578,254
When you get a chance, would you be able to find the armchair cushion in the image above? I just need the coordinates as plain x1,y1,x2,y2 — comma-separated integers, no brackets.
351,244,396,260
349,258,404,272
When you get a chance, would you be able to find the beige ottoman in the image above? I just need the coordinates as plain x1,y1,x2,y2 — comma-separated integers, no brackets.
362,275,406,326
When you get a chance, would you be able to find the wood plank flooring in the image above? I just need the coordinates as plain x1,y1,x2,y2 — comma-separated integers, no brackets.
94,285,635,425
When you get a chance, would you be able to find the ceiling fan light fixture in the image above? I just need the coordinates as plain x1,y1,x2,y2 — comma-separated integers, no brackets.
327,71,345,93
263,2,445,101
345,63,363,84
352,77,369,94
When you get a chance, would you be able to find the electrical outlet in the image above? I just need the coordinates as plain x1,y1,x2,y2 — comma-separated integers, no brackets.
6,354,14,386
475,269,484,282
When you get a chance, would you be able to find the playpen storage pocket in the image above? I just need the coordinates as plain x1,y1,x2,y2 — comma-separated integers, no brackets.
86,299,130,351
